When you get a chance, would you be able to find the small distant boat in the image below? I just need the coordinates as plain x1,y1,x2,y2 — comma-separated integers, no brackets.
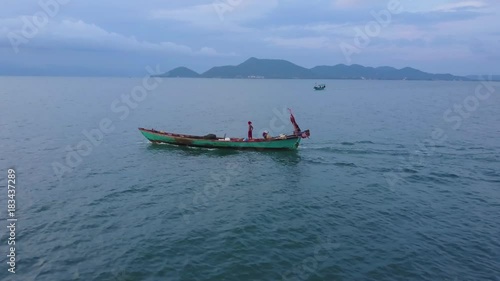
139,109,310,150
314,84,326,90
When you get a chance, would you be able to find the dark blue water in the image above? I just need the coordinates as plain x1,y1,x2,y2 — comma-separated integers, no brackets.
0,77,499,280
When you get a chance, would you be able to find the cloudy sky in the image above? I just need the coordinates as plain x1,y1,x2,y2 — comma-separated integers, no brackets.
0,0,498,76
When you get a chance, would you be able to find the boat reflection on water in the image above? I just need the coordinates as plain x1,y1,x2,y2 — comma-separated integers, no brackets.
144,142,302,165
144,143,304,192
145,142,241,157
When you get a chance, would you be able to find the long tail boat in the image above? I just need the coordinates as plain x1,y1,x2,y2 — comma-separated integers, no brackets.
314,84,326,90
139,109,310,150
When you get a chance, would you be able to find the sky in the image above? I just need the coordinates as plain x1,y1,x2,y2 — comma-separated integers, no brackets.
0,0,499,76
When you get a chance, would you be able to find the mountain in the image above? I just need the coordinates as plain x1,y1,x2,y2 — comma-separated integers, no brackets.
155,58,468,81
202,57,316,79
310,64,462,80
154,66,200,78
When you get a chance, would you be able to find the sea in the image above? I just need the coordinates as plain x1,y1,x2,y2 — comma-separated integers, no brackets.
0,77,499,281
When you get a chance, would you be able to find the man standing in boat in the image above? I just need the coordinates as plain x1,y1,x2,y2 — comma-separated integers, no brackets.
248,121,253,139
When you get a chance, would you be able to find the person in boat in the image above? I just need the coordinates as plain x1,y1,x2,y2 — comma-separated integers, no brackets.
248,121,253,139
262,130,272,139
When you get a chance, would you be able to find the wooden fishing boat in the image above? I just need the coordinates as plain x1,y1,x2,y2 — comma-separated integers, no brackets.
139,109,310,150
314,84,326,90
138,128,309,150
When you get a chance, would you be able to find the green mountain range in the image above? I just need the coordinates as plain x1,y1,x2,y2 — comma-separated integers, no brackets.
161,66,201,78
154,57,470,81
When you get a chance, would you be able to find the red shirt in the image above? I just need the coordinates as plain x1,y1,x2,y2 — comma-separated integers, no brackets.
248,124,253,139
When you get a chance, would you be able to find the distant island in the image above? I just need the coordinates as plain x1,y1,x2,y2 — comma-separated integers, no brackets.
154,57,472,81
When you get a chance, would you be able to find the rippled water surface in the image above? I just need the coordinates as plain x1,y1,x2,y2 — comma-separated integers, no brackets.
0,77,499,280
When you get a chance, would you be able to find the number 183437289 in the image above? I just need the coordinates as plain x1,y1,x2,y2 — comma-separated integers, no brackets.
8,169,16,216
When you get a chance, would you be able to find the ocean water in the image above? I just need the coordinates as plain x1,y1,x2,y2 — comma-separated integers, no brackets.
0,77,499,281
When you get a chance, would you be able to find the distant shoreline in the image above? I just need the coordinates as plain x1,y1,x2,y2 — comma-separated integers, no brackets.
153,57,500,81
0,75,498,82
150,76,489,81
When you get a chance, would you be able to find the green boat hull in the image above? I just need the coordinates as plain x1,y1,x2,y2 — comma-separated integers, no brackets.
139,128,302,150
